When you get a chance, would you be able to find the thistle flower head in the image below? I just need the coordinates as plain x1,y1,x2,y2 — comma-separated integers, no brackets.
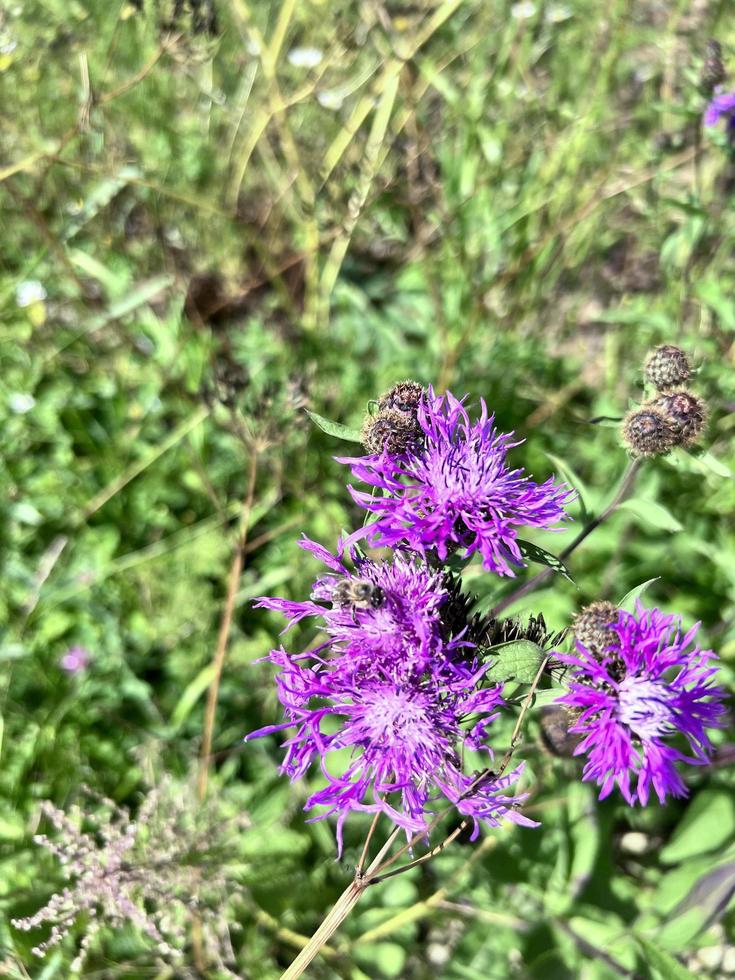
652,389,708,447
378,379,426,415
249,537,537,851
254,537,472,683
362,408,422,456
622,406,677,458
555,603,727,805
249,652,534,852
340,388,574,577
644,345,692,391
572,600,618,658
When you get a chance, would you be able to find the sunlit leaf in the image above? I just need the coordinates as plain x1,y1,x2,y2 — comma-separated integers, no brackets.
306,410,363,443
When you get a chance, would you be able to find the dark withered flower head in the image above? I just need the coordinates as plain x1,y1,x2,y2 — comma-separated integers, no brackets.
644,345,692,391
378,380,426,415
340,388,574,577
651,389,708,447
701,40,726,95
248,537,537,853
573,600,619,658
480,612,566,650
621,406,677,458
362,408,422,456
554,603,727,806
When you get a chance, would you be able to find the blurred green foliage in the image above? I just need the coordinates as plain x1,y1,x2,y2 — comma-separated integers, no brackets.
1,0,735,976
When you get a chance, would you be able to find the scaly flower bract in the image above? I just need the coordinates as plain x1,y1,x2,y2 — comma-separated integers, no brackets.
555,602,727,805
339,388,573,577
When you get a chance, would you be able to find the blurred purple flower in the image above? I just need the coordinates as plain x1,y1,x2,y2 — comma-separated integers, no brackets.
705,88,735,130
339,388,573,577
60,646,90,674
555,603,727,806
249,538,536,852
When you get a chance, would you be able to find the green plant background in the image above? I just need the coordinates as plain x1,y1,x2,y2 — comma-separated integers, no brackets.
1,1,734,977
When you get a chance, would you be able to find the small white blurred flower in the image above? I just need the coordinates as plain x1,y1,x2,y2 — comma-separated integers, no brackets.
15,280,47,307
546,4,572,22
317,88,346,111
8,393,36,414
511,1,536,19
287,47,323,69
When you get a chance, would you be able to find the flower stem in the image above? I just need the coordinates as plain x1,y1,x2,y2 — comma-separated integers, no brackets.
279,828,400,980
491,458,641,617
197,449,259,803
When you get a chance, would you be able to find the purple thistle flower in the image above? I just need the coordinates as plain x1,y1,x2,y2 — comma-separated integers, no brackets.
254,536,472,684
248,538,537,852
248,653,535,853
704,88,735,131
555,603,727,806
338,388,573,577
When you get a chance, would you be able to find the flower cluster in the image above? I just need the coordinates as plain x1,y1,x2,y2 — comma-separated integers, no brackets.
555,602,727,805
12,781,248,972
623,345,707,457
340,387,573,577
249,537,536,853
249,376,726,856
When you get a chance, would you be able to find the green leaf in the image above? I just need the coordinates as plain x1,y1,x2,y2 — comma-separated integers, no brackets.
305,410,363,443
484,639,546,684
634,936,698,980
170,663,216,733
546,452,592,515
660,789,735,864
617,499,682,532
688,449,733,479
618,578,660,612
517,539,574,583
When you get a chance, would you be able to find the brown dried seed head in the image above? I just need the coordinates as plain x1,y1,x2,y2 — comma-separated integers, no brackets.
362,408,422,456
644,345,693,391
651,389,708,447
378,380,426,415
622,406,678,458
573,600,619,657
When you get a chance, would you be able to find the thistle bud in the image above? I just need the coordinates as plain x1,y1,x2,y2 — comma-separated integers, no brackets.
362,408,421,456
378,380,426,416
652,389,708,447
572,600,618,657
621,406,677,457
644,345,692,391
701,40,726,95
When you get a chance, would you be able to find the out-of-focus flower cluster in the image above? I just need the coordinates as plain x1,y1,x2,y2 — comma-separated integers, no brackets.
12,781,248,973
